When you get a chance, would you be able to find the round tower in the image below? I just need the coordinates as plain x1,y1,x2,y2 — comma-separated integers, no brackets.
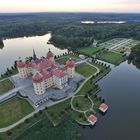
32,72,45,95
16,60,28,78
66,58,75,78
46,49,54,62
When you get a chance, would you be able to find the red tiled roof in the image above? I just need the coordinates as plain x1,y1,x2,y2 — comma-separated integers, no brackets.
88,115,97,122
53,68,67,78
46,50,54,59
66,59,75,68
32,74,44,83
40,69,52,79
100,103,108,110
16,60,25,68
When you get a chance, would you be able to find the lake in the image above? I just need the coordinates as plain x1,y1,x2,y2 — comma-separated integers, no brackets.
0,33,67,75
1,33,140,139
78,61,140,140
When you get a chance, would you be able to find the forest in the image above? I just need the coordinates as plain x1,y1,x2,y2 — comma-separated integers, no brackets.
129,44,140,62
0,13,140,50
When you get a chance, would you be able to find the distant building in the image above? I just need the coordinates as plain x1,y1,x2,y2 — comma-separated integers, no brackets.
125,48,132,56
92,40,97,47
16,49,75,95
79,54,86,60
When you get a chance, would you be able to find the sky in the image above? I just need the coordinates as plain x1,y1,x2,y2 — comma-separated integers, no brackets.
0,0,140,13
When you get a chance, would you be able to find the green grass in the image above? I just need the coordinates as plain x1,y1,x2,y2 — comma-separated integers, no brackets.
15,116,80,140
0,113,45,140
76,63,97,77
45,99,71,126
0,79,14,95
98,51,124,64
55,54,80,64
71,110,88,124
77,79,99,96
0,96,34,128
72,96,92,111
77,46,102,56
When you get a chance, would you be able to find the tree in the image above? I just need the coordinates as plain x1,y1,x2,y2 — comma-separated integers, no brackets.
75,102,79,108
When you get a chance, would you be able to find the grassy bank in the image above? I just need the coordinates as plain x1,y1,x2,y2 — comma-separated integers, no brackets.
0,79,14,95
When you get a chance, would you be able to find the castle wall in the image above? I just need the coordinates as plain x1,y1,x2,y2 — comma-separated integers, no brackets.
33,81,46,95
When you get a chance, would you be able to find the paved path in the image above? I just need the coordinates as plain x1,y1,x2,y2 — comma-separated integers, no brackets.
0,62,100,132
108,39,132,51
0,77,9,82
0,110,39,133
70,95,94,126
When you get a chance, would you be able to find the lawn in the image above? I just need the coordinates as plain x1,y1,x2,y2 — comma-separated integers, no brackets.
56,54,80,64
76,63,97,77
98,51,124,64
0,79,14,95
77,46,102,56
72,96,92,111
0,96,34,128
45,99,71,126
71,110,88,124
15,116,80,140
77,80,99,96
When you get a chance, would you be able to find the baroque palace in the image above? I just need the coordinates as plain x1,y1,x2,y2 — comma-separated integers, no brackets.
16,49,75,95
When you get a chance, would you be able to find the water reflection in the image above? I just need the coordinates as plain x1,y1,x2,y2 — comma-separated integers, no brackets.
0,33,67,74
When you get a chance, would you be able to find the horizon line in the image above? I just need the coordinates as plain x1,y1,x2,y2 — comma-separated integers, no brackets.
0,11,140,14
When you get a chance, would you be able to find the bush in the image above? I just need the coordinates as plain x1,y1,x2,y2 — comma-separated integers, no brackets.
25,119,30,123
6,131,12,136
39,110,43,115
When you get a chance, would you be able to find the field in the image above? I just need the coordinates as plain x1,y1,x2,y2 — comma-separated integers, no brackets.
75,63,97,77
0,79,14,95
98,51,124,64
115,40,140,53
0,96,34,127
99,38,127,48
77,46,102,56
99,38,140,52
15,116,80,140
45,99,71,126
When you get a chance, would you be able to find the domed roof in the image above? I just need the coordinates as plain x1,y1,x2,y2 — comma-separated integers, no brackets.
46,49,54,59
32,74,43,83
66,58,75,68
16,60,25,68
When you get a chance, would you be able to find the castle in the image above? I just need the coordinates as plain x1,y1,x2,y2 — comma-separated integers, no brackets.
16,49,75,95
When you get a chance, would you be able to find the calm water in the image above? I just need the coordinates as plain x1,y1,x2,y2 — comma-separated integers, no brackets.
0,33,67,74
78,61,140,140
